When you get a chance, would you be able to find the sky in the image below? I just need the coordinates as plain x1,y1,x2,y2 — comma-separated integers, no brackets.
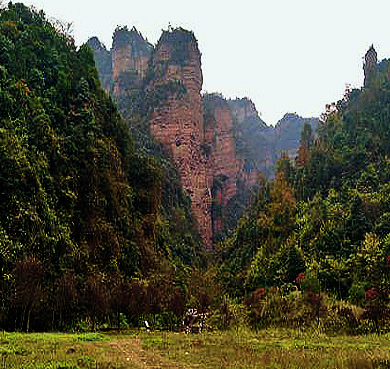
21,0,390,125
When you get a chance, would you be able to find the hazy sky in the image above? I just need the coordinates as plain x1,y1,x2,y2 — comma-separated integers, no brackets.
22,0,390,125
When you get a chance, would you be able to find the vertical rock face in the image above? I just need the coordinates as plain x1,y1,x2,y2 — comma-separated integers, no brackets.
89,27,320,247
228,98,262,127
204,94,238,236
88,27,152,96
111,27,152,96
228,98,273,181
87,37,112,93
364,45,377,86
148,28,212,249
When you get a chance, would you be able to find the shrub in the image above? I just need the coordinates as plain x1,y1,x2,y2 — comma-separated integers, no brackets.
361,286,390,332
196,290,210,315
338,307,358,328
83,276,109,331
348,281,367,306
304,290,327,324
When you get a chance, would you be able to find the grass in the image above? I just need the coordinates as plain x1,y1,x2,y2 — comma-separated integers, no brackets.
1,328,390,368
0,331,115,369
140,327,390,368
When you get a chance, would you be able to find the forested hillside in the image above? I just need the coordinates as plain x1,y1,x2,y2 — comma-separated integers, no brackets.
0,3,205,332
3,2,390,334
218,47,390,329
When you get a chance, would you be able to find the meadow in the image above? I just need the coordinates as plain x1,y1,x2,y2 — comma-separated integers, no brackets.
1,328,390,369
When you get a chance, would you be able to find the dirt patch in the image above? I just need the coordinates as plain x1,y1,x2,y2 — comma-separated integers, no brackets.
108,338,187,369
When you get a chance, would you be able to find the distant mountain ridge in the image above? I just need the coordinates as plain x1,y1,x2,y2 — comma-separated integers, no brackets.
228,99,318,178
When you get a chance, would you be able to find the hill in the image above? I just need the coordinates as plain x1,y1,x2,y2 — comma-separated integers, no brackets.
218,45,390,323
0,3,204,332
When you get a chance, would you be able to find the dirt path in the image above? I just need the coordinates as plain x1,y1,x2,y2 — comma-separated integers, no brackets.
108,338,187,369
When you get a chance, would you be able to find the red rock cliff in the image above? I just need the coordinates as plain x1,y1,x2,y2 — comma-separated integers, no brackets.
229,98,261,126
111,26,152,96
148,28,212,249
203,94,238,235
88,27,152,97
90,27,319,247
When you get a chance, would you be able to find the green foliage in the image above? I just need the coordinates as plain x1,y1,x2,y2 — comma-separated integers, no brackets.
285,245,305,283
0,3,206,332
91,30,203,271
276,152,295,184
8,2,390,334
217,46,390,333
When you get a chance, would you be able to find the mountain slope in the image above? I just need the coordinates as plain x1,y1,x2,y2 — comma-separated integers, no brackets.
0,3,204,332
218,46,390,304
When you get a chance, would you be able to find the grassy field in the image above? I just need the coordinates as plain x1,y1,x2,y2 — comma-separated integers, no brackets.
1,328,390,368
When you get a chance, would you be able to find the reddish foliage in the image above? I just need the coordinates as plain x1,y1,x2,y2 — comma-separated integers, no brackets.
12,255,47,331
111,277,130,309
244,287,267,308
169,289,185,317
56,272,78,312
128,280,145,317
196,290,210,314
144,283,162,315
295,272,305,284
305,290,326,320
55,272,78,329
84,276,109,329
362,286,390,329
365,288,377,301
12,256,46,305
296,143,310,167
110,275,131,329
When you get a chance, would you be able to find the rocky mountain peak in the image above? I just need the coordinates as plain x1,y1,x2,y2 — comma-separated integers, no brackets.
149,27,212,248
156,27,200,67
363,45,378,86
112,25,152,55
87,36,107,52
89,26,319,247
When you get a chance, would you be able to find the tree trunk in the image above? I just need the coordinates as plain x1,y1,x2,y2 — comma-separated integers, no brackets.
26,308,31,333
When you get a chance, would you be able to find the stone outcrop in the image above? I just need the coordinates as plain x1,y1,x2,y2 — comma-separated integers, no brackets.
87,37,112,92
228,98,263,127
111,26,152,96
203,94,238,236
362,45,390,88
89,27,319,247
363,45,377,86
148,28,212,249
88,26,152,96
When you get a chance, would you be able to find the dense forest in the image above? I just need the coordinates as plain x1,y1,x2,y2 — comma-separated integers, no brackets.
218,60,390,331
0,3,205,332
2,3,390,334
